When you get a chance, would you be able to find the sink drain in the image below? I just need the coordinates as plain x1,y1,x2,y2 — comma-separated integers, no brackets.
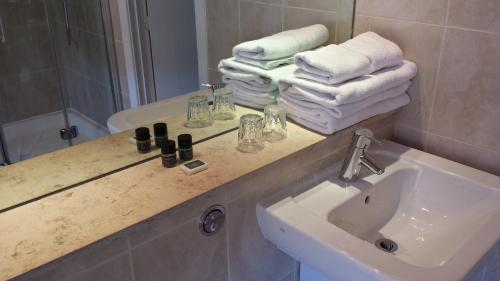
375,238,398,253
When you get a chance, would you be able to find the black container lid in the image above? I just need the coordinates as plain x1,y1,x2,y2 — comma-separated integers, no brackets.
161,140,176,154
154,122,168,137
135,127,150,141
177,134,192,148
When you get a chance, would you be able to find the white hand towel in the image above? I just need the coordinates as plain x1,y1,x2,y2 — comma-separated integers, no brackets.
294,45,371,84
280,94,410,135
234,56,295,70
281,81,410,119
279,60,417,106
219,58,297,92
342,32,403,73
232,24,329,60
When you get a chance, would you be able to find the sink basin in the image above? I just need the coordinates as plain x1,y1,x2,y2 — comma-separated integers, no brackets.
257,141,500,281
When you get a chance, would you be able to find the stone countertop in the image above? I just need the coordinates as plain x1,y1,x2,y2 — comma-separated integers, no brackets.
0,106,257,211
0,122,325,280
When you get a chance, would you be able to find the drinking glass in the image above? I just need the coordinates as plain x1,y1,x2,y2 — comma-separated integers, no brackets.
237,114,264,153
212,87,236,120
263,104,287,142
186,95,213,128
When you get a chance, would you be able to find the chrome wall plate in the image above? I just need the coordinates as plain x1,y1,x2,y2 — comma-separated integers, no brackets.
199,205,225,236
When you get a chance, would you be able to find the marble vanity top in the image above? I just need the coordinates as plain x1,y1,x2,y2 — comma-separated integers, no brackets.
0,106,257,212
0,121,325,280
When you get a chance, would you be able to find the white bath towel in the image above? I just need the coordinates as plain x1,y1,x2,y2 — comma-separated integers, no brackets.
234,56,295,70
342,32,403,74
219,58,297,92
294,45,371,84
232,24,329,61
279,60,417,106
233,88,275,109
281,81,410,119
280,94,410,135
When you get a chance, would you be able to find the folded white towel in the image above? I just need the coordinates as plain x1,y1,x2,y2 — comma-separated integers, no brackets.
219,58,297,92
279,60,417,106
234,56,295,70
281,81,410,119
233,24,329,61
281,94,410,135
294,45,371,84
233,90,275,109
342,32,403,74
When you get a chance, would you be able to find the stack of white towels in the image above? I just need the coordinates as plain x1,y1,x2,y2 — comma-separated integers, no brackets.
278,32,418,134
218,25,329,109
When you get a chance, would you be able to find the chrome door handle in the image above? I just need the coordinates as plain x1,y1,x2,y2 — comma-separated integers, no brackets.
0,16,6,43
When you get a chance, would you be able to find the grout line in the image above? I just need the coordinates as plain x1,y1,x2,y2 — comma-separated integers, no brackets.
127,237,137,281
63,251,129,281
129,217,198,250
238,0,241,43
395,122,500,156
423,0,451,150
357,13,500,36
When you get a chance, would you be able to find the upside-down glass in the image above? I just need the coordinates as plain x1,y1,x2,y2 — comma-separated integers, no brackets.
237,114,264,153
263,104,287,142
186,95,213,128
212,87,236,120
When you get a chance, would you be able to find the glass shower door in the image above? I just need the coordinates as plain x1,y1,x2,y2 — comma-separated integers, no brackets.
0,0,120,164
0,0,70,163
46,0,120,146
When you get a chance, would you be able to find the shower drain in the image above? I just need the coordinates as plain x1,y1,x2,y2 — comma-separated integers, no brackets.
375,238,398,253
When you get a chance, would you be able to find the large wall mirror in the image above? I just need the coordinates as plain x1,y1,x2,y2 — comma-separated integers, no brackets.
0,0,356,212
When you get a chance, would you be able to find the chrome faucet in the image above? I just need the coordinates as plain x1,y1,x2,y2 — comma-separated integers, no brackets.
339,128,385,183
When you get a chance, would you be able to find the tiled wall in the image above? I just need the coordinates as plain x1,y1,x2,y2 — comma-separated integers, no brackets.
14,112,396,281
0,0,62,124
206,0,355,83
45,0,115,126
354,0,500,176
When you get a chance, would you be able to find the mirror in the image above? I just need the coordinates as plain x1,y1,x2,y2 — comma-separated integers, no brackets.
0,0,356,212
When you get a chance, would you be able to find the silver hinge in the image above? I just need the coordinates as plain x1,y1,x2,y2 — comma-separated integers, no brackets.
60,126,79,140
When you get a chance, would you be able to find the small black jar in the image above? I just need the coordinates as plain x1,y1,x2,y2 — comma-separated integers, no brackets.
153,122,168,148
161,140,177,168
135,127,151,153
177,134,193,161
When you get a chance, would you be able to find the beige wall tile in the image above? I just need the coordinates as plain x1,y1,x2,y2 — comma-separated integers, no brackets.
391,123,427,150
357,0,448,25
208,68,223,84
426,134,500,176
240,1,283,42
369,18,444,130
128,188,226,246
71,254,132,281
286,0,338,11
284,7,337,44
429,29,500,152
448,0,500,33
206,0,239,69
353,15,370,36
227,184,295,281
14,235,128,281
131,219,227,281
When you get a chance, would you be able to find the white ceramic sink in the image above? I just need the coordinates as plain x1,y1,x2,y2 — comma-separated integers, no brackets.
257,141,500,281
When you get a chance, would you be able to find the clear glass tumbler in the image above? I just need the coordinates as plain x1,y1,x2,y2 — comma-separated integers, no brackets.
237,114,264,153
212,87,236,120
186,95,213,128
263,104,287,142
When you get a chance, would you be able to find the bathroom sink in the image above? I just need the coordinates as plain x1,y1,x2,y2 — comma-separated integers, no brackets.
257,141,500,281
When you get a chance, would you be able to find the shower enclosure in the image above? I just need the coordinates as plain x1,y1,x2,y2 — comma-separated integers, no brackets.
0,0,121,164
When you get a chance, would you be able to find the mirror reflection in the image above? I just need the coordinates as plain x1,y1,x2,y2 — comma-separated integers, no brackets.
0,0,356,211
